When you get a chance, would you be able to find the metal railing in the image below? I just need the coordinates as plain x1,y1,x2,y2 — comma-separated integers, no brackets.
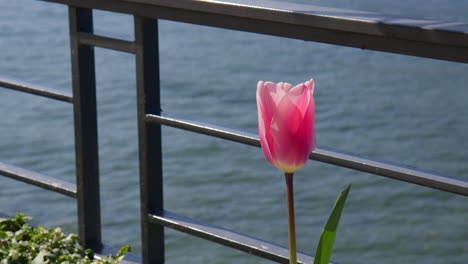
1,0,467,263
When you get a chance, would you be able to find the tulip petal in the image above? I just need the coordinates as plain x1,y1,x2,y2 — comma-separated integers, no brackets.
294,80,316,153
280,82,294,93
288,82,312,120
257,110,274,164
257,81,278,125
271,103,305,172
296,96,316,156
257,81,277,164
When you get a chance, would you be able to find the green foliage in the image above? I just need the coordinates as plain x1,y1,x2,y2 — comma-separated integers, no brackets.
0,214,130,264
313,185,351,264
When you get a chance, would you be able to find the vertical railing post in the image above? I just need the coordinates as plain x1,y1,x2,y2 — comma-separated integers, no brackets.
134,16,164,263
68,7,102,250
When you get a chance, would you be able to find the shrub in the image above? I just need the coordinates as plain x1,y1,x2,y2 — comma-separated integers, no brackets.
0,214,130,264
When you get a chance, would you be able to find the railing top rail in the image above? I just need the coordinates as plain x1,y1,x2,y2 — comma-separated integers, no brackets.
43,0,468,62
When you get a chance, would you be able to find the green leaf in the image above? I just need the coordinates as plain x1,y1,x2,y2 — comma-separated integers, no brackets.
313,184,351,264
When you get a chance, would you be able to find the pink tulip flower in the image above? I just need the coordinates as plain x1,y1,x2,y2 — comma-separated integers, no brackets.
256,80,316,173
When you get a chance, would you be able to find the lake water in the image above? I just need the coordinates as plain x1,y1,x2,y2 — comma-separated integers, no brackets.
0,0,467,263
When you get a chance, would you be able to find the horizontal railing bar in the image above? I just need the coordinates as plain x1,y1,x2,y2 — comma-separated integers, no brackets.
42,0,468,63
0,161,77,198
148,210,330,264
78,32,136,54
148,113,260,146
146,113,468,197
0,77,73,103
310,147,468,196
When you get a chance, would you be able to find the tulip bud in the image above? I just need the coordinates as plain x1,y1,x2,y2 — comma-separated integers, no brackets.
256,80,316,173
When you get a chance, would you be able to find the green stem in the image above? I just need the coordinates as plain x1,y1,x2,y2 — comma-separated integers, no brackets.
285,172,297,264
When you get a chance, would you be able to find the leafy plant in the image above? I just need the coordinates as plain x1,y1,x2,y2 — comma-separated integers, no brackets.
0,214,130,264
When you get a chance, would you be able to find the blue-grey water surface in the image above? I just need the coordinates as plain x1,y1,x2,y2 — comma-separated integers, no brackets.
0,0,467,263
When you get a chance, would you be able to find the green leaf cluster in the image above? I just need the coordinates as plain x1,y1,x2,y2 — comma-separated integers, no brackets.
0,214,130,264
